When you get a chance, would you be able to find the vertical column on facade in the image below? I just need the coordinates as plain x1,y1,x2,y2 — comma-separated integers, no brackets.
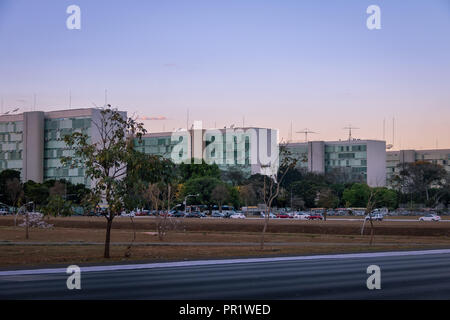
22,112,44,183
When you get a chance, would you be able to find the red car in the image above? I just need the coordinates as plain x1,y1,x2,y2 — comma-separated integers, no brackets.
276,213,292,219
308,214,323,220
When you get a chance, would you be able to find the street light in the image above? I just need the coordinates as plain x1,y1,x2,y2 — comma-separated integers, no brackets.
183,194,199,216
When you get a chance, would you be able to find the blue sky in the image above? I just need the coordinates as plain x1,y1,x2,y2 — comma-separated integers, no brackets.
0,0,449,149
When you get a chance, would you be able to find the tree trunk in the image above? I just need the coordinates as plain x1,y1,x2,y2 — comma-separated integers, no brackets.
369,219,374,246
104,217,113,258
260,209,269,250
25,211,29,240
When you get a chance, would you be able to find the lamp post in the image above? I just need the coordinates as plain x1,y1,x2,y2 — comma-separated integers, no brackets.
183,194,199,216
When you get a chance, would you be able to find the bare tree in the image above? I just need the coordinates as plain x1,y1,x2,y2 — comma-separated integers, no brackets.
239,184,256,208
6,178,24,227
260,145,298,250
360,188,382,246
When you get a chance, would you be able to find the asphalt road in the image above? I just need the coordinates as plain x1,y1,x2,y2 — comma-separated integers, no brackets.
1,249,450,299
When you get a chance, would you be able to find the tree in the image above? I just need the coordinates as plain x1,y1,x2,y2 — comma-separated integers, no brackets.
222,167,246,186
62,106,146,258
42,195,74,217
5,178,23,209
394,161,447,205
260,145,298,249
342,183,371,208
178,160,221,182
211,184,229,212
0,169,21,205
372,187,398,210
239,184,256,207
316,188,338,221
182,176,221,211
23,180,49,207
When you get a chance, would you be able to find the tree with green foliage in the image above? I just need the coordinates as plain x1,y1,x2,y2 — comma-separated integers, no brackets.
372,187,398,210
23,180,49,206
182,176,221,211
62,106,146,258
42,195,74,217
342,183,371,208
178,160,221,182
393,161,447,205
290,173,328,208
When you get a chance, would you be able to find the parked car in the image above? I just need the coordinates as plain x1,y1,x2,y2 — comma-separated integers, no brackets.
260,212,276,219
211,212,225,218
276,213,292,219
0,209,9,216
230,213,246,219
365,213,384,221
293,212,310,220
308,214,323,220
172,211,186,218
120,211,135,217
185,212,206,218
419,214,441,222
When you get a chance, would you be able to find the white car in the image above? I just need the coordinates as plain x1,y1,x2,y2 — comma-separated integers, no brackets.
230,213,246,219
120,211,135,217
365,213,384,221
260,212,276,219
419,214,441,222
293,213,310,220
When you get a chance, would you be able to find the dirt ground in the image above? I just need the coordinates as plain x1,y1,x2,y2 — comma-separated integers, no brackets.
1,216,449,236
1,216,450,268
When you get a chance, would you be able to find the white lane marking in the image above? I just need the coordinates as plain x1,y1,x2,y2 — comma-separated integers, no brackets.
1,249,450,276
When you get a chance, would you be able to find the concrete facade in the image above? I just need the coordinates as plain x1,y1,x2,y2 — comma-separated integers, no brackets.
0,108,125,186
136,127,279,177
286,139,387,187
387,149,450,182
22,112,45,183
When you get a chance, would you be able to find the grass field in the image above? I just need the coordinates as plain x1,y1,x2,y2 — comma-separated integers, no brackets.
1,216,449,268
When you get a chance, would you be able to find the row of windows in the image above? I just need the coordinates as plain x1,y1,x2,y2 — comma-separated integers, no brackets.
0,122,23,133
45,118,91,130
0,151,22,160
326,145,367,152
326,159,367,167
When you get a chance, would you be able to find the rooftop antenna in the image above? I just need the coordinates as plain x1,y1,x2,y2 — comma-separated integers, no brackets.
392,117,395,147
187,108,189,130
69,90,72,109
289,121,293,142
343,125,359,141
296,128,317,142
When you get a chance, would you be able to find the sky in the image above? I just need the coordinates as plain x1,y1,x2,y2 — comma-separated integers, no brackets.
0,0,449,150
